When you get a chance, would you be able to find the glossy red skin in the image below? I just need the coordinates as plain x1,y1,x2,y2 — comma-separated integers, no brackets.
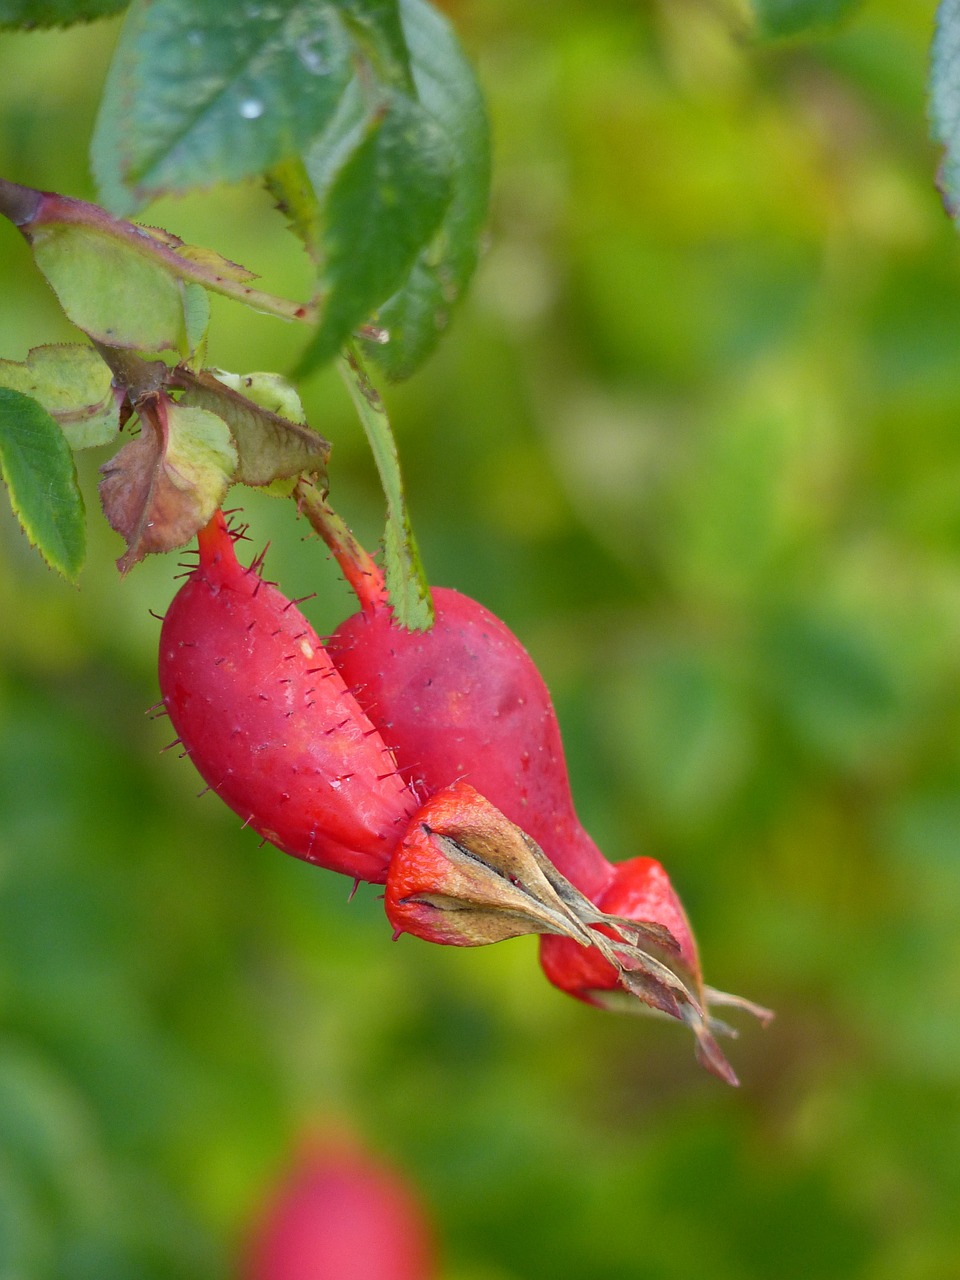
539,856,700,1001
159,516,417,882
243,1136,436,1280
327,590,614,901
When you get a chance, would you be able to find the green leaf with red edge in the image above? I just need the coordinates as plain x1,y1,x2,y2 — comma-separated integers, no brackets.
0,388,85,582
0,0,127,28
29,221,195,353
1,179,317,333
749,0,861,38
297,89,454,376
0,344,122,449
91,0,356,215
98,395,237,572
361,0,490,380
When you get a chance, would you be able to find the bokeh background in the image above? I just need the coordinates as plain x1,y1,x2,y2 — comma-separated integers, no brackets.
2,0,958,1276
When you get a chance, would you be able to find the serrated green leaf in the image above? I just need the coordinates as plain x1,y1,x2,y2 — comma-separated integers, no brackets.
99,395,237,571
339,347,432,629
92,0,356,214
298,90,454,375
173,367,329,486
0,388,86,581
933,0,960,223
0,0,127,28
166,239,258,283
264,156,325,263
29,222,190,352
0,344,121,449
363,0,490,380
749,0,861,39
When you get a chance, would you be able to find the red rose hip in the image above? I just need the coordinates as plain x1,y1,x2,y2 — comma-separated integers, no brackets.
327,588,614,901
158,512,418,882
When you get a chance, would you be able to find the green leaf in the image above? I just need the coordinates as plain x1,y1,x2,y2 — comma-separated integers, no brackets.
265,155,325,264
339,346,432,629
0,0,127,28
203,368,306,422
173,367,329,486
91,0,356,214
363,0,490,380
183,282,211,355
29,221,192,353
0,388,86,582
98,395,237,571
298,90,454,375
0,344,121,449
932,0,960,223
300,76,370,209
749,0,861,39
2,180,317,327
336,0,412,89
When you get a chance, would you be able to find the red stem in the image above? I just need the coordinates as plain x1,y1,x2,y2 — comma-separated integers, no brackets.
294,482,388,615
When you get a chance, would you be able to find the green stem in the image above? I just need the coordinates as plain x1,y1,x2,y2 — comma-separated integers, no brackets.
338,343,434,630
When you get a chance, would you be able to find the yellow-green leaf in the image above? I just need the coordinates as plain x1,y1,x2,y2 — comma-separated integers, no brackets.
0,344,120,448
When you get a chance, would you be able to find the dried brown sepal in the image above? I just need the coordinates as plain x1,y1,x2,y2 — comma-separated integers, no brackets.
385,782,734,1062
99,391,236,571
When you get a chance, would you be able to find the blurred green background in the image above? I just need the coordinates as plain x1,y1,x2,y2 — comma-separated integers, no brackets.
2,0,959,1276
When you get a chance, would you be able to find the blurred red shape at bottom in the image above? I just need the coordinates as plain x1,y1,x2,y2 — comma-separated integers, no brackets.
243,1133,438,1280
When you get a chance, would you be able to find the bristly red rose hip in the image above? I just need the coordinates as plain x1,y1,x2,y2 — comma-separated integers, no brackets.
159,511,769,1083
155,514,678,981
158,511,418,883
